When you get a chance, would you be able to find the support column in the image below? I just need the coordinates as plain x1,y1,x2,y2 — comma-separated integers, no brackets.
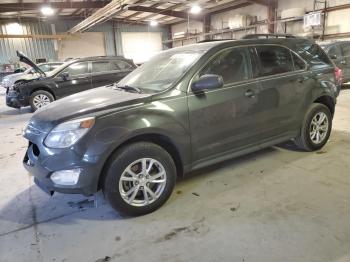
268,0,277,33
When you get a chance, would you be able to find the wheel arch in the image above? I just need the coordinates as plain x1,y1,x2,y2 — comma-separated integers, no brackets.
98,133,184,190
30,87,56,99
313,95,335,116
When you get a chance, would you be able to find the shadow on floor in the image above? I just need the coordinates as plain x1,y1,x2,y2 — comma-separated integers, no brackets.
1,130,349,234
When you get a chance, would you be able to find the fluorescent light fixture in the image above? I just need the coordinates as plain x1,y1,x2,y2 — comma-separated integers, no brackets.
150,20,158,27
41,6,54,16
6,23,23,35
190,5,201,14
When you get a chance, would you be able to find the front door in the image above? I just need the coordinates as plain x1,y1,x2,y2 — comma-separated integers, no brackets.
188,47,262,164
54,61,91,98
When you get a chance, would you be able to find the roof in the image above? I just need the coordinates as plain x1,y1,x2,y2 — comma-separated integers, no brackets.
0,0,269,26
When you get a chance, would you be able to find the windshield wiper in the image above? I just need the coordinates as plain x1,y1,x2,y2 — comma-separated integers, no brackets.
115,84,142,94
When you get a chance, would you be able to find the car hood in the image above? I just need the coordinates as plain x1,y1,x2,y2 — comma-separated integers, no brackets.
16,51,46,76
4,72,39,83
29,86,151,132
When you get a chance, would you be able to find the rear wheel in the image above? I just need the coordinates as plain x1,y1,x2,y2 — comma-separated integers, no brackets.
294,103,332,151
29,90,54,112
103,142,176,216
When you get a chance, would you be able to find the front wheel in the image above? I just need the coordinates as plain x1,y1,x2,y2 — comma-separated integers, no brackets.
29,90,54,112
294,103,332,151
103,142,176,216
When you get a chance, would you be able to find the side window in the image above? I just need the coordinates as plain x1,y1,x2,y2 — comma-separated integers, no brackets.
111,60,133,70
39,64,51,72
92,61,110,73
63,62,89,76
328,45,342,58
292,53,307,70
297,43,332,66
255,46,294,76
341,43,350,57
199,48,251,85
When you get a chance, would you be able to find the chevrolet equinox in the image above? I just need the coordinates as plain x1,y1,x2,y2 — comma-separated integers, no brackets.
23,36,339,216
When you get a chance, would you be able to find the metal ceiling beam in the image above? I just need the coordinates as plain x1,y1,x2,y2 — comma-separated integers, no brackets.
126,5,204,21
0,1,112,13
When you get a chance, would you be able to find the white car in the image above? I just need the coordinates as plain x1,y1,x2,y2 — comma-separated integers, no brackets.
1,62,63,89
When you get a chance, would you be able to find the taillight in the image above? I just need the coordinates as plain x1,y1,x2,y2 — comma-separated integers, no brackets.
335,67,343,86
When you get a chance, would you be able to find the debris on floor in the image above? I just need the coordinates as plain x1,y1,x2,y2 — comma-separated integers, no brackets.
67,199,95,210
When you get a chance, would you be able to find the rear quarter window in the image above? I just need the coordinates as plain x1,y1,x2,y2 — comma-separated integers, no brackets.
296,43,332,67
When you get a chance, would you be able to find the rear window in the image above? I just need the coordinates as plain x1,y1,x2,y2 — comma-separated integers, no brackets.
296,43,332,67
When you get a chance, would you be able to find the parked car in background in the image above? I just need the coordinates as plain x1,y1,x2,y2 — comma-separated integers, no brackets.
1,62,63,89
23,35,338,216
6,51,136,111
321,41,350,84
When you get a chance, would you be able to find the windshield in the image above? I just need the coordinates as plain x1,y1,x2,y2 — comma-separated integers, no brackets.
47,61,75,77
117,50,204,92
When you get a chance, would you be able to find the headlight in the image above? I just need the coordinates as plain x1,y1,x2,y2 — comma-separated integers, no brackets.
44,117,95,148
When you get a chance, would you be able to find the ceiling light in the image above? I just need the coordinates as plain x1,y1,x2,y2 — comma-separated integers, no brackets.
190,5,201,14
41,6,54,16
150,20,158,27
6,23,23,35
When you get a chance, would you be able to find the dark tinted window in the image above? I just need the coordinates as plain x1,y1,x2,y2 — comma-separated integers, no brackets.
63,62,89,76
256,46,294,76
341,43,350,56
199,48,251,84
328,45,342,58
292,53,306,70
92,61,110,73
297,43,332,66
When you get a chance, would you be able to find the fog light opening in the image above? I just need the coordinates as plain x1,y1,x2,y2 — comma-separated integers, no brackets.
50,169,81,186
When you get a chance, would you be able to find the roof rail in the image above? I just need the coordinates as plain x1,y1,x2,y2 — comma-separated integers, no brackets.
242,34,296,39
197,39,235,43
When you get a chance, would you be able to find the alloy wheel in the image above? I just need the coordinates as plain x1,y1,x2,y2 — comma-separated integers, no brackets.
309,112,329,144
32,94,51,108
119,158,167,207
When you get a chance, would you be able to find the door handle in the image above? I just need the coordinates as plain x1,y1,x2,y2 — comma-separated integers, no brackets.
340,60,347,65
245,89,256,98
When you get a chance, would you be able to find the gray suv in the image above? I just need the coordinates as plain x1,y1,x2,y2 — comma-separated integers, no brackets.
23,35,338,216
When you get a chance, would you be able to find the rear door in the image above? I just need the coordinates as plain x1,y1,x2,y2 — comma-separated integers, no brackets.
188,47,262,164
253,45,309,139
340,42,350,81
54,61,91,98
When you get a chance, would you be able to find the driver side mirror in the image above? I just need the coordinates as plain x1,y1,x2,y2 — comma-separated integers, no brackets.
329,54,338,60
60,72,69,80
191,74,224,93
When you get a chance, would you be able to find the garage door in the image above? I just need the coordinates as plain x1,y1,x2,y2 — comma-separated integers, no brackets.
58,32,106,61
121,32,162,64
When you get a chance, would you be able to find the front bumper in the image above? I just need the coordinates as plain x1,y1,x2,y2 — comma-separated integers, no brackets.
6,90,28,108
23,128,104,196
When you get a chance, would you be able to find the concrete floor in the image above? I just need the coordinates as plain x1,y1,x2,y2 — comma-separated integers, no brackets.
1,88,350,262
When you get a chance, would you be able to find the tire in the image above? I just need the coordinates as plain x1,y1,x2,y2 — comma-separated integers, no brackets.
294,103,332,151
103,142,176,216
29,90,54,112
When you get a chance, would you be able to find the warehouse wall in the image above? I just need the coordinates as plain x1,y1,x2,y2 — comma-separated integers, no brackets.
0,19,170,64
277,0,350,36
0,21,57,64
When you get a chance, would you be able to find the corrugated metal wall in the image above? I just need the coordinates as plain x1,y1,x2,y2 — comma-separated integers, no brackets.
0,19,170,64
0,21,57,64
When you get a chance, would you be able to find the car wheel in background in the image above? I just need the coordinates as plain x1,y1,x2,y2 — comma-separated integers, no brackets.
29,90,54,112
